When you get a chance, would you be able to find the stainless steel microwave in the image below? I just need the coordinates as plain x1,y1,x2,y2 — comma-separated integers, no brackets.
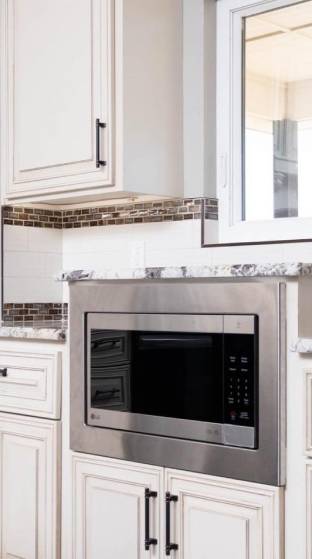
86,313,257,449
70,279,286,486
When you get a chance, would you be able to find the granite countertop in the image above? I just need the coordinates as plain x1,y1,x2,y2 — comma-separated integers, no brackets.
3,262,312,346
0,322,67,342
59,263,312,354
290,339,312,354
58,262,312,282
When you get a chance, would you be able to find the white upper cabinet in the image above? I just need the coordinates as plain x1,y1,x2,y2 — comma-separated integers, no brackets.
217,0,312,243
1,0,113,201
0,0,183,204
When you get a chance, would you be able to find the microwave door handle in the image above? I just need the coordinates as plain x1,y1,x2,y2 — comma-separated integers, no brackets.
140,335,199,343
138,335,212,349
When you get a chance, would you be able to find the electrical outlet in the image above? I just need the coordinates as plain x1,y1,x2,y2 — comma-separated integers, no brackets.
130,241,145,268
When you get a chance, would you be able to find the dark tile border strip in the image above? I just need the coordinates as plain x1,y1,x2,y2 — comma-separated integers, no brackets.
3,303,68,326
3,197,218,229
3,207,63,228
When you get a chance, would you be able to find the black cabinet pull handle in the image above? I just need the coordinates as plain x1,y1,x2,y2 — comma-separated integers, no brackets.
96,118,107,168
0,368,7,377
145,488,158,551
165,492,178,556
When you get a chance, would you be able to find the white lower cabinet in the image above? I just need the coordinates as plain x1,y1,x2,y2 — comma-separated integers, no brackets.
72,454,162,559
0,413,60,559
307,463,312,559
72,454,284,559
166,469,283,559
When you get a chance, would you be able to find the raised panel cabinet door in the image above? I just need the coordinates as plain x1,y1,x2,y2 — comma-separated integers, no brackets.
1,0,113,199
0,413,60,559
165,469,283,559
72,454,162,559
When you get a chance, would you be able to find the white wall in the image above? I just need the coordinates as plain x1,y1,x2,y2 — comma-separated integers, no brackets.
3,225,63,303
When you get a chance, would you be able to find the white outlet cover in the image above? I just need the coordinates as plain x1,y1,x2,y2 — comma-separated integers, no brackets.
130,241,145,268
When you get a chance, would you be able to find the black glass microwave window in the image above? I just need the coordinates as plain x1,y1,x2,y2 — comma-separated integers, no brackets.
89,329,257,429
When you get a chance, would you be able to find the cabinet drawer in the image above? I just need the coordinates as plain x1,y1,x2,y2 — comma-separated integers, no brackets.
0,350,61,419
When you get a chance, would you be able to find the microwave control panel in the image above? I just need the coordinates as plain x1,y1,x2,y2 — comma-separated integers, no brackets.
223,330,257,428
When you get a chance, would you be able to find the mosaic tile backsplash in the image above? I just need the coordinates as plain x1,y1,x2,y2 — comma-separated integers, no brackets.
3,207,63,228
3,197,218,229
3,303,68,326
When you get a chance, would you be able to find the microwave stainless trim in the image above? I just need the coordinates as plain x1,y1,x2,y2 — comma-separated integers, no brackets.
86,312,257,449
70,279,286,486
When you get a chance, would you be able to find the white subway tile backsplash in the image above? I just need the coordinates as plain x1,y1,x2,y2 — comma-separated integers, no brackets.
43,253,63,278
4,226,29,252
26,227,62,253
4,276,62,303
4,225,63,304
5,210,312,308
4,251,45,278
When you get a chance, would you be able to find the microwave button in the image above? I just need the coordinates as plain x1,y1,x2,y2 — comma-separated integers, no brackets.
230,411,237,421
229,367,237,373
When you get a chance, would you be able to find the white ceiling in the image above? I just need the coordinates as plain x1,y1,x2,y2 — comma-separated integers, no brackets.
246,1,312,82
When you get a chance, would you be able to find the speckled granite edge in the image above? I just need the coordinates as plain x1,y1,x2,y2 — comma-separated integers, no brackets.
291,339,312,354
0,326,67,342
57,263,312,282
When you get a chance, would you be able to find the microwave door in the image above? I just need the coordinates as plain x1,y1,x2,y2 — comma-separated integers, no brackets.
89,331,223,438
132,332,223,424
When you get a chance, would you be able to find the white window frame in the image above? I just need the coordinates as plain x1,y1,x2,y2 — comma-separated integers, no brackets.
217,0,312,244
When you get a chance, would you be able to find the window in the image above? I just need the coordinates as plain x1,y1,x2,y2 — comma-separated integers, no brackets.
217,0,312,243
